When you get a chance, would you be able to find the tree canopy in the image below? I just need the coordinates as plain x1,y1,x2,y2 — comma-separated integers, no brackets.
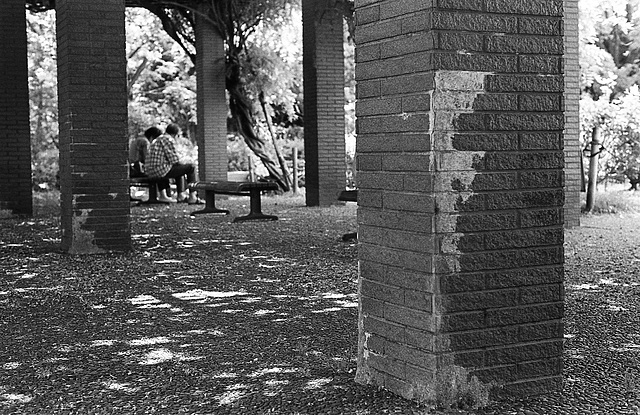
26,0,354,192
580,0,640,187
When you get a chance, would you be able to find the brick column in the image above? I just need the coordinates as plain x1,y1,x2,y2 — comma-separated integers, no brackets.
355,1,564,400
302,0,347,206
0,0,32,215
196,12,227,182
563,0,581,228
57,0,130,253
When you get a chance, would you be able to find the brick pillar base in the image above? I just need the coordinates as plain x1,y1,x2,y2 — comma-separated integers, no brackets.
0,0,32,215
57,0,130,253
302,0,347,206
355,2,564,400
196,10,227,182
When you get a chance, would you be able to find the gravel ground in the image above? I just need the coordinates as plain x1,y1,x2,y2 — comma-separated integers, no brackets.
1,195,640,414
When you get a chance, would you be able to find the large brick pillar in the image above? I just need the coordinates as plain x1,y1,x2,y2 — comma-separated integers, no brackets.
196,11,227,182
302,0,347,206
57,0,131,253
563,0,581,227
0,0,32,215
355,1,564,400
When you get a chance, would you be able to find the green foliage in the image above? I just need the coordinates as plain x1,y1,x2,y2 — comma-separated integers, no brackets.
126,8,196,139
580,0,640,188
27,10,58,189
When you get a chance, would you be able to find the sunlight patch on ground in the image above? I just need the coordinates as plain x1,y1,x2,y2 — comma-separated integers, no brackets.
140,348,174,365
129,336,172,347
238,254,269,260
154,259,183,264
249,278,281,283
304,377,333,390
103,381,139,393
173,289,249,301
2,363,20,370
1,393,32,404
239,297,262,303
129,295,161,306
132,234,162,239
610,343,640,353
566,349,584,359
212,372,239,379
334,299,358,308
568,283,601,291
249,367,298,378
312,307,344,313
141,303,173,309
263,379,290,396
221,309,243,314
254,309,276,316
216,384,248,405
19,273,36,279
90,339,116,347
129,343,204,365
322,293,348,299
14,286,64,293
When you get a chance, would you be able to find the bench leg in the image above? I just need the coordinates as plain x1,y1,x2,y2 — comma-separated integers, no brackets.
190,190,230,216
341,232,358,242
137,183,170,205
233,190,278,222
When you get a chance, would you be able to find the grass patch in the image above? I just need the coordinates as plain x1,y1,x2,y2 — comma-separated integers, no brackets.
581,190,640,214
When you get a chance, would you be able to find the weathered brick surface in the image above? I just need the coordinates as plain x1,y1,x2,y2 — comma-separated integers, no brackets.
355,0,564,400
563,0,581,227
57,0,130,253
0,0,32,215
196,13,227,182
303,0,347,206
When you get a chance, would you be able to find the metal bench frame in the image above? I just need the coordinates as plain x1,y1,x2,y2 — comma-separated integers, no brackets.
189,181,279,222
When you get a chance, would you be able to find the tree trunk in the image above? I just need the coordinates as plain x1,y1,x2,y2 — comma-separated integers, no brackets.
259,92,292,190
585,125,601,212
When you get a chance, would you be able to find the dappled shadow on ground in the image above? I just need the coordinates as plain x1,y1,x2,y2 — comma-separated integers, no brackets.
0,196,423,414
5,197,640,414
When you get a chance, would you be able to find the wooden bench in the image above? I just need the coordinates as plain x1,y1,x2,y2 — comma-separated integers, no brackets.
338,189,358,241
188,181,279,222
130,177,169,205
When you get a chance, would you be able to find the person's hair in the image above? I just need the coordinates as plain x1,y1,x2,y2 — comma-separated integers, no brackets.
166,123,180,136
144,127,162,140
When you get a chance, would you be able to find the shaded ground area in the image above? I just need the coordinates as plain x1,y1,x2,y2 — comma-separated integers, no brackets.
1,195,640,414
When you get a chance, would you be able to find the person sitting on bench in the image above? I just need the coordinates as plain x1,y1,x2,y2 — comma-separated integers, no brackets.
146,123,203,205
130,127,172,203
